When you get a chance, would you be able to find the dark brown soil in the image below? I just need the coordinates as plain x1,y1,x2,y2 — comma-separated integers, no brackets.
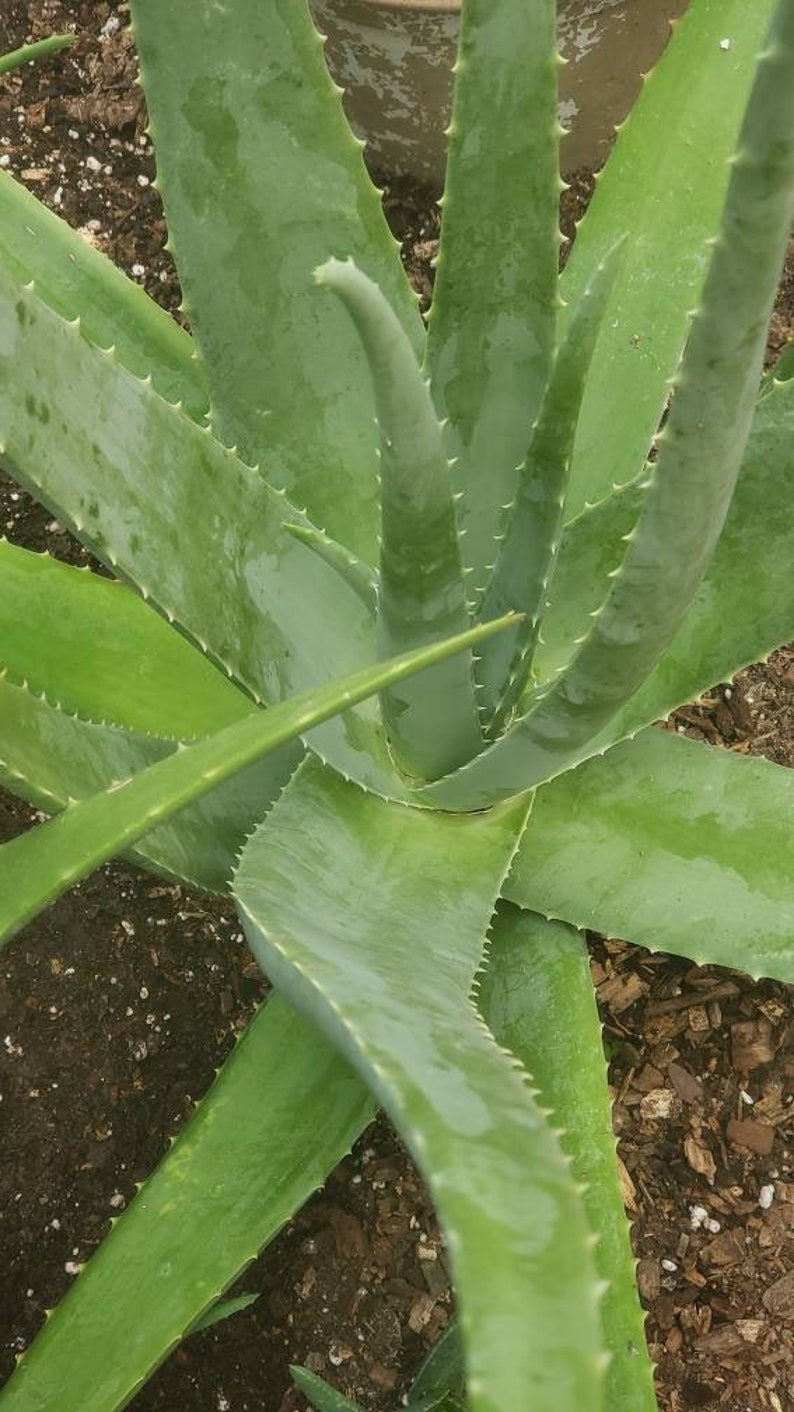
1,5,792,1412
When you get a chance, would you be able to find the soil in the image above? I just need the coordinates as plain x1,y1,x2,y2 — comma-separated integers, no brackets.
0,5,792,1412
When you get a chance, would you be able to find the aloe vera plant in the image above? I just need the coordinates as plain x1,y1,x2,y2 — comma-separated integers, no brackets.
0,0,793,1408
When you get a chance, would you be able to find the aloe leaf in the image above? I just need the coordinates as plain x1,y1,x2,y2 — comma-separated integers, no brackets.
0,171,207,417
0,675,299,894
185,1293,259,1337
420,13,794,811
0,994,374,1412
773,339,794,380
290,1368,362,1412
0,531,300,895
532,375,794,731
477,240,625,728
526,481,645,692
505,728,794,984
317,258,481,779
0,615,513,945
235,760,605,1412
0,541,254,739
293,1323,465,1412
424,0,558,603
129,0,420,562
479,907,656,1412
561,0,778,517
585,381,794,751
282,523,377,615
0,266,405,800
0,33,73,75
405,1324,466,1410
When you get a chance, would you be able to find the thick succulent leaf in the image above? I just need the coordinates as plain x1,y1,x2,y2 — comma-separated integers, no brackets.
505,728,794,984
423,0,558,601
0,266,406,800
290,1369,362,1412
236,761,605,1412
560,0,778,517
0,33,73,75
477,241,625,728
317,258,481,779
409,1325,465,1405
293,1323,465,1412
293,1323,466,1412
479,906,656,1412
129,0,421,562
0,541,254,738
282,523,377,615
0,615,511,944
532,376,794,731
0,994,374,1412
420,16,794,811
0,170,207,417
529,481,644,690
0,675,298,894
774,339,794,380
185,1293,259,1337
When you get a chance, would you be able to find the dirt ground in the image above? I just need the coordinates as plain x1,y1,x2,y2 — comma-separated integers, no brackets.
0,5,792,1411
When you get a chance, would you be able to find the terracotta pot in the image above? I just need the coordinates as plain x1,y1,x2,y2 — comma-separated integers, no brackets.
309,0,688,185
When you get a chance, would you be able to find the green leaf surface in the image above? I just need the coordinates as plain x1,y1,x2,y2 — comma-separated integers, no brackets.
185,1292,259,1337
282,523,377,615
424,0,558,601
477,241,625,728
0,615,512,944
129,0,420,562
479,907,656,1412
0,541,254,739
420,15,794,812
773,338,794,380
317,258,481,779
532,375,794,735
0,265,405,800
0,170,207,417
292,1323,467,1412
0,995,374,1412
236,761,605,1412
560,0,778,517
400,1324,467,1411
290,1368,362,1412
0,33,73,75
0,674,298,895
505,728,794,983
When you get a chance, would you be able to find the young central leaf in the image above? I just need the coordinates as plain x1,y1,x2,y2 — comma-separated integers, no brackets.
476,240,625,731
316,258,482,781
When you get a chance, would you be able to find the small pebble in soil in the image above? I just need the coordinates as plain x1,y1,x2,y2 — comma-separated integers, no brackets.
758,1184,775,1210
